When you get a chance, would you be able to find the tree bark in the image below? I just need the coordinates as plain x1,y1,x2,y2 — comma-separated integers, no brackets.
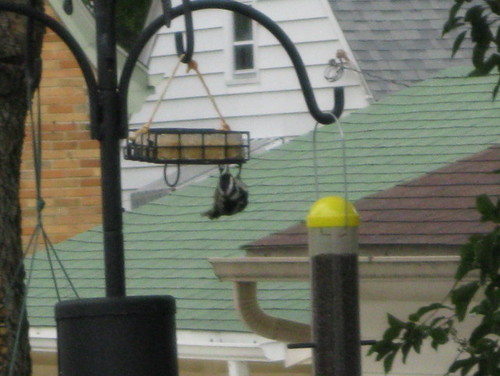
0,1,44,375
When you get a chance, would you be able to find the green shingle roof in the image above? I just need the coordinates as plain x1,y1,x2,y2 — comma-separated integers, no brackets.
27,67,500,332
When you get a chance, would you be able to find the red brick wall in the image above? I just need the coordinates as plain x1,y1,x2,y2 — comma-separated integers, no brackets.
20,3,102,246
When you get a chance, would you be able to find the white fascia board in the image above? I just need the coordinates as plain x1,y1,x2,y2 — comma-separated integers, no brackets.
211,255,462,282
178,330,286,362
29,327,287,363
30,327,57,355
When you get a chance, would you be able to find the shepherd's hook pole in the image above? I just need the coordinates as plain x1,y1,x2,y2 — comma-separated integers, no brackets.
94,0,126,297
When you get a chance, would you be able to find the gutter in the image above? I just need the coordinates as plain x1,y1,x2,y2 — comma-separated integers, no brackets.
234,282,311,344
210,255,462,344
210,255,461,281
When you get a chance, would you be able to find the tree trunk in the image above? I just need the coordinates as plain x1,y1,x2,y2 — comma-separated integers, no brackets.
0,1,44,375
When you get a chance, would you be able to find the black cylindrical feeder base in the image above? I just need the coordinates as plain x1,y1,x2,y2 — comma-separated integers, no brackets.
55,296,178,376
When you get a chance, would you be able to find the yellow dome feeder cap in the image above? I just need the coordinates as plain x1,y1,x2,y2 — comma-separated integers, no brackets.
307,196,360,228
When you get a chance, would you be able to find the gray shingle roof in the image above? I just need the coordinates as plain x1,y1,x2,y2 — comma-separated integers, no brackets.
246,145,500,250
329,0,472,99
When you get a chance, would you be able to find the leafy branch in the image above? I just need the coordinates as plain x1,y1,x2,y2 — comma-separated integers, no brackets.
368,194,500,376
442,0,500,98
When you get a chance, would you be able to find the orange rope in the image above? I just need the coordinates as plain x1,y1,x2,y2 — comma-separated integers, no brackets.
187,60,231,131
129,55,185,141
129,56,231,142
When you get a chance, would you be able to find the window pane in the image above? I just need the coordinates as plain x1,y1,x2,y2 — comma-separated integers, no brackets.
234,44,254,70
234,13,253,42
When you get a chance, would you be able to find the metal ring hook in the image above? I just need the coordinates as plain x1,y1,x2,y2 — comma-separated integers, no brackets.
163,163,181,188
175,0,194,63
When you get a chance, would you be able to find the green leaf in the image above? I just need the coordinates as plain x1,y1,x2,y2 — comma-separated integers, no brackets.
429,316,449,328
452,30,468,57
451,282,481,321
470,298,493,316
401,324,425,360
443,1,466,36
456,242,476,280
388,313,405,328
485,283,500,308
408,303,451,322
401,341,412,364
383,351,397,374
476,194,497,222
448,357,478,376
443,17,465,35
465,5,486,24
473,232,498,282
493,77,500,100
430,327,449,349
383,325,403,342
368,340,399,360
486,0,500,15
469,321,493,345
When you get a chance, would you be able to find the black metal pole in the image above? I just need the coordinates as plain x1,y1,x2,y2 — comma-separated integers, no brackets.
94,0,126,297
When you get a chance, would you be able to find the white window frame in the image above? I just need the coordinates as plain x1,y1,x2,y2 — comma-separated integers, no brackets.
226,0,258,84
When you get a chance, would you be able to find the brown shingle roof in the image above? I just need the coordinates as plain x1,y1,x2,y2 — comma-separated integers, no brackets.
246,146,500,249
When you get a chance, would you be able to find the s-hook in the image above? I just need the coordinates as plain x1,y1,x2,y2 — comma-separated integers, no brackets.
175,0,194,63
331,86,345,120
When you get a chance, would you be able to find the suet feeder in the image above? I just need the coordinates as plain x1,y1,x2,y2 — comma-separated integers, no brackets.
124,128,250,165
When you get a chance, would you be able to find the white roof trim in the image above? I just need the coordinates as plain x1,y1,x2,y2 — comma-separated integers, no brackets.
30,327,289,363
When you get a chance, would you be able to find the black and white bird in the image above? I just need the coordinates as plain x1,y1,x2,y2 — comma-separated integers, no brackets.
203,166,248,219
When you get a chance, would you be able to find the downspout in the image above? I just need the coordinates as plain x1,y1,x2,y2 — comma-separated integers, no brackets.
233,282,311,344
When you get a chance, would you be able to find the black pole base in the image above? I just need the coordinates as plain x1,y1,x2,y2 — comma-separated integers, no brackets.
55,296,178,376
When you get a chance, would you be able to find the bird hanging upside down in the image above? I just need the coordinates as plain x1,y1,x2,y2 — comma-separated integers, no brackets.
203,165,248,219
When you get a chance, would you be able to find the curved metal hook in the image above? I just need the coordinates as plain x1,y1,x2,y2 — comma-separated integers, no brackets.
177,0,194,63
332,86,345,120
120,0,344,135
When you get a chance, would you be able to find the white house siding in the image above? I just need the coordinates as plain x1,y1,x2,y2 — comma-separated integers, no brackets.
128,0,369,137
122,0,369,208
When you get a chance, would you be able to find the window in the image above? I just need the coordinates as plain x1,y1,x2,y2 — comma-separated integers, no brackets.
231,9,256,78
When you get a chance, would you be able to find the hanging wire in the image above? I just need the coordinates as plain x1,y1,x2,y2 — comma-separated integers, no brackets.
130,51,232,143
25,87,80,300
311,112,350,227
129,54,185,141
7,56,80,376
